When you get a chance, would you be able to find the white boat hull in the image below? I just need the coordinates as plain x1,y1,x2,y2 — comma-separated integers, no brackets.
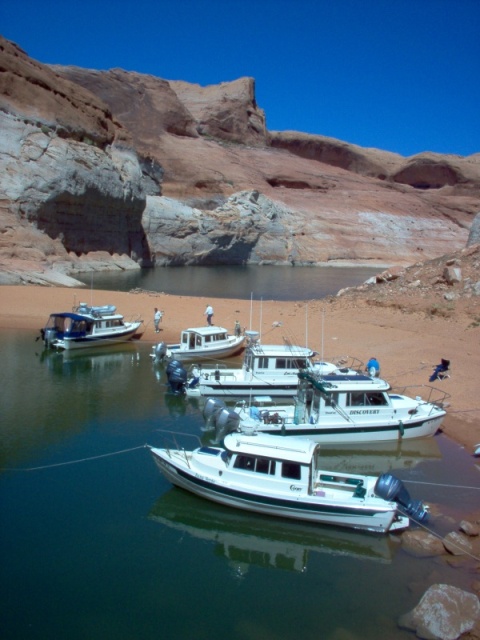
53,322,143,350
166,339,245,361
233,413,444,445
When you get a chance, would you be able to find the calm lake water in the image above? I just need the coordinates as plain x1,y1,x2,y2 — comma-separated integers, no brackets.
1,268,479,639
80,265,381,300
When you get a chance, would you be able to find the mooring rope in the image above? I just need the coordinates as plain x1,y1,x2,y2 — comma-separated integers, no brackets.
1,444,148,472
404,479,480,491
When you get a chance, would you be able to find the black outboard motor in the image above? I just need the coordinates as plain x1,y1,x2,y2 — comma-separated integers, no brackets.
165,360,187,395
374,473,429,523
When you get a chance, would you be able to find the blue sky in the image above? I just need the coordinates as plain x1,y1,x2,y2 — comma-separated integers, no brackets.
1,0,479,157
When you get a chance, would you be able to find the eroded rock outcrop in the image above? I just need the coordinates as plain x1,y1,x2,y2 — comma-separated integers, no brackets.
143,191,294,265
0,36,159,284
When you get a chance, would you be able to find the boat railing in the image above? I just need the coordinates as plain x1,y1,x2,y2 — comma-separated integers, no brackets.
390,385,451,411
311,354,365,374
155,430,203,468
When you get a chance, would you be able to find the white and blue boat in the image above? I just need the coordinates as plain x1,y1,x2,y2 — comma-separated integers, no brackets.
40,303,143,350
149,432,429,533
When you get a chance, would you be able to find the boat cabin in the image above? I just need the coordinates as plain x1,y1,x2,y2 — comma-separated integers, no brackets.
244,344,314,374
203,433,319,492
45,311,125,339
180,327,230,350
295,371,393,424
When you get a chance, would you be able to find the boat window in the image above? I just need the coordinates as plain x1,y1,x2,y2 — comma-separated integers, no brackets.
205,335,211,343
365,392,388,406
196,336,202,346
258,357,269,369
256,457,275,475
281,462,301,480
275,358,307,370
346,392,368,406
325,392,339,407
182,334,188,344
233,455,255,471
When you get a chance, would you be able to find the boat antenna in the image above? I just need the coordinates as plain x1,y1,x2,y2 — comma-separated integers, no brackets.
305,303,308,349
321,305,325,362
249,292,253,331
260,296,263,341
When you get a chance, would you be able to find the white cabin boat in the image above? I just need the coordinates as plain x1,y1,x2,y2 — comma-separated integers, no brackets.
40,303,143,350
185,333,363,397
149,432,428,533
151,326,245,363
207,370,449,445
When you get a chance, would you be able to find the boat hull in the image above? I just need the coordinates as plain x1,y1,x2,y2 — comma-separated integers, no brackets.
235,414,444,445
150,451,404,533
54,322,142,350
167,340,245,361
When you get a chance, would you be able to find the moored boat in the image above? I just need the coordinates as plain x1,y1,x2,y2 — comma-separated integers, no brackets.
39,303,143,350
206,369,450,445
149,432,429,533
184,333,363,398
151,325,245,363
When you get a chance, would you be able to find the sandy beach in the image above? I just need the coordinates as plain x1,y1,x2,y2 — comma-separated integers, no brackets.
1,284,479,453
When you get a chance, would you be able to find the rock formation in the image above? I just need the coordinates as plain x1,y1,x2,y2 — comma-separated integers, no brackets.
398,584,479,640
1,35,479,284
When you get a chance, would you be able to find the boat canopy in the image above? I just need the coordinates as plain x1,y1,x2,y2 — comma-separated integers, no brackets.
224,433,318,465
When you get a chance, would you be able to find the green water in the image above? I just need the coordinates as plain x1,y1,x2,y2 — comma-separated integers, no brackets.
1,329,478,640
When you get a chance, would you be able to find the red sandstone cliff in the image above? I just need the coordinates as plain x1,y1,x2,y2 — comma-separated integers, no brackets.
0,35,479,285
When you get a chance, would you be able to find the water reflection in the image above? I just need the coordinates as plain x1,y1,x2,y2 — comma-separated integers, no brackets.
149,488,399,576
320,439,442,475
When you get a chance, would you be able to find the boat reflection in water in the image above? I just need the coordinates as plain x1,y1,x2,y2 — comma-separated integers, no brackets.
149,488,400,576
38,341,141,375
319,437,442,476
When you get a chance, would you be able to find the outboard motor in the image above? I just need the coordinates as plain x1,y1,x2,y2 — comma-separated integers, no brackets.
153,342,168,362
202,398,226,432
214,408,241,443
374,473,429,523
166,361,188,395
43,327,58,348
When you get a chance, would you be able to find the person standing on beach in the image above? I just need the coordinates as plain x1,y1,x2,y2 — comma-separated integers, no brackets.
204,304,214,326
154,307,163,332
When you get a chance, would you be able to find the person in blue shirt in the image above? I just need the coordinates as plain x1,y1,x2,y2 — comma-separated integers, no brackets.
366,357,380,377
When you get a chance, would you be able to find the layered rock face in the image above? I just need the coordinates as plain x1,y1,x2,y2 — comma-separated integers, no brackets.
1,35,479,284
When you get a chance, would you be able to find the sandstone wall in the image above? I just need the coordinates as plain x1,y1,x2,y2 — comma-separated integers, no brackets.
1,35,479,283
